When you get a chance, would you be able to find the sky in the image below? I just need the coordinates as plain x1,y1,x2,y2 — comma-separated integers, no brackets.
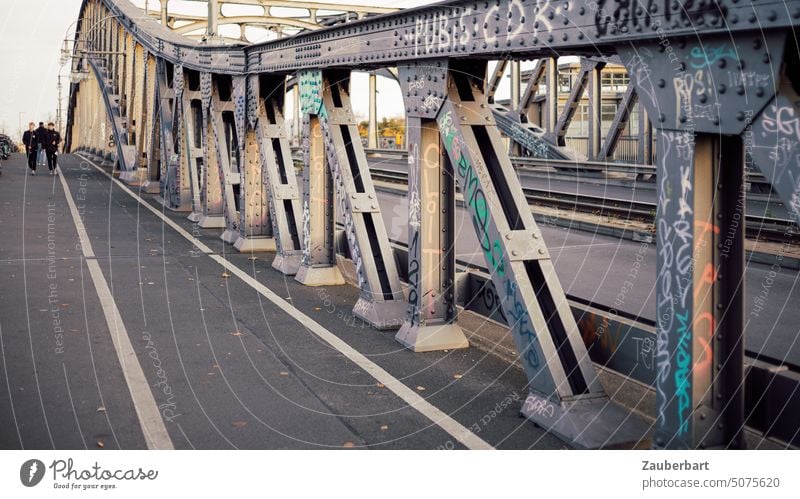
0,0,516,139
0,0,84,138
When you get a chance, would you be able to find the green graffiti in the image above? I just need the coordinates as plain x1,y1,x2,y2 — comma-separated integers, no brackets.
299,70,323,115
439,118,505,278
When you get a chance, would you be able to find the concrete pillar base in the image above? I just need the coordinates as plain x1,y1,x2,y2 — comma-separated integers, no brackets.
119,169,145,186
220,229,239,244
295,265,345,287
271,252,304,276
187,212,202,223
233,236,276,253
141,180,161,194
352,297,406,331
520,391,651,449
155,195,191,213
198,215,225,229
395,321,469,352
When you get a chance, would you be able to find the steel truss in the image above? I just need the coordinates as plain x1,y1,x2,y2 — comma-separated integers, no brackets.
65,0,800,449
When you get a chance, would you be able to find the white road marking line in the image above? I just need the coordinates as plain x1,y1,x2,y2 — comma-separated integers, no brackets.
77,154,494,451
56,164,175,450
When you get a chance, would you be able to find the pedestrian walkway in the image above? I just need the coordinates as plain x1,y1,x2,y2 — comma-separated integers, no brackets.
0,153,571,449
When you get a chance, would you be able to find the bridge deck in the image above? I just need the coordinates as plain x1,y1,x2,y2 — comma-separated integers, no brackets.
0,153,572,450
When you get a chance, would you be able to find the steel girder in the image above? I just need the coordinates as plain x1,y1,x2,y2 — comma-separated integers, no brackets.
69,1,800,76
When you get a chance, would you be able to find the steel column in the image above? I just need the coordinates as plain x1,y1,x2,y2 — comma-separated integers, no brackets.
586,63,603,160
181,71,205,224
254,75,305,274
367,73,378,149
510,61,520,113
520,59,545,125
638,106,653,165
207,0,219,38
544,57,558,133
547,60,600,147
597,84,638,162
619,32,788,450
210,75,242,243
652,131,746,449
436,60,647,448
228,75,275,252
297,69,405,328
396,60,467,351
295,72,344,287
198,72,225,229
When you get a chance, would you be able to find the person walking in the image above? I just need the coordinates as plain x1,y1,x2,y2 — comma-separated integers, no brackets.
45,123,61,176
34,122,48,171
22,122,37,175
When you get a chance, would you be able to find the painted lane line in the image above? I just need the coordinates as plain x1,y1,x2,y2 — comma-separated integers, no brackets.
78,154,493,451
57,164,175,450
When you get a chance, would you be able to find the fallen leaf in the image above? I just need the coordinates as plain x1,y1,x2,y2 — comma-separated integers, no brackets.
416,386,426,391
380,425,389,431
343,442,355,448
230,331,245,337
212,364,220,369
97,440,105,448
96,406,106,413
376,383,385,389
232,421,247,429
453,373,463,379
221,272,231,278
314,307,321,311
279,371,289,376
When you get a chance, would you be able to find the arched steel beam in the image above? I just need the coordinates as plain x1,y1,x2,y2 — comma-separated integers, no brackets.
173,16,319,34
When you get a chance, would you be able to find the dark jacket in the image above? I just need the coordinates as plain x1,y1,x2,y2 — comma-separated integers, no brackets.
45,130,62,152
35,126,48,147
22,130,36,151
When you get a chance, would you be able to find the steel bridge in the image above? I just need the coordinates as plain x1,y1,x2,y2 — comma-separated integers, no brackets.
4,0,798,450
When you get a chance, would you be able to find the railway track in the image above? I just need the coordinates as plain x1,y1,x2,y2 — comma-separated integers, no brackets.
368,167,798,243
